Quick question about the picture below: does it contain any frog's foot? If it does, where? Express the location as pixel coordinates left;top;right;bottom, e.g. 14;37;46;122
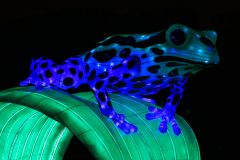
110;113;138;134
145;106;181;136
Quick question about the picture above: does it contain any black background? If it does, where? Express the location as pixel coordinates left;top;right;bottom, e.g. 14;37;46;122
0;1;238;159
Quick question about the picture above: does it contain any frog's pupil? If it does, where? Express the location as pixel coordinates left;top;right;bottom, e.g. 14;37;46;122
170;29;186;45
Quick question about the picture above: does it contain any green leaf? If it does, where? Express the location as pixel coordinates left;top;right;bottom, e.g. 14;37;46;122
0;87;200;159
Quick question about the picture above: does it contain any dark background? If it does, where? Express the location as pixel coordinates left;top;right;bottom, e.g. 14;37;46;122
0;1;238;159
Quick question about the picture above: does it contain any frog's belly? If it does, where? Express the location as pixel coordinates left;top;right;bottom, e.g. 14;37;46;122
106;77;177;96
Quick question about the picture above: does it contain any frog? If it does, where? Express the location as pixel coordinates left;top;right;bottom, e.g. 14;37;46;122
20;23;220;135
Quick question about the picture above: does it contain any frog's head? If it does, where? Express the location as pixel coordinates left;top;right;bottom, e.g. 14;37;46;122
154;23;220;77
162;23;219;65
164;24;219;64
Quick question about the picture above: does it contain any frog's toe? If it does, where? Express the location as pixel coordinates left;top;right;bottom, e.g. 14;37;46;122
145;106;163;120
171;119;181;135
124;122;138;133
159;117;181;135
159;118;168;133
112;114;138;134
115;120;138;134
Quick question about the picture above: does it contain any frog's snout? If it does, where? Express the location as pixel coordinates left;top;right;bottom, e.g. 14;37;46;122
214;54;220;65
199;30;220;65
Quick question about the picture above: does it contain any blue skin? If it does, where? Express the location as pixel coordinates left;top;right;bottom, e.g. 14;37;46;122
20;24;220;135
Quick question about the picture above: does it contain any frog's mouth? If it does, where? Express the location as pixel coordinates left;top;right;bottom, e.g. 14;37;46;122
155;56;219;67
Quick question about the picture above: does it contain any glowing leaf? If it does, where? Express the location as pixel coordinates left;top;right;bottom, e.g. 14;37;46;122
0;87;200;159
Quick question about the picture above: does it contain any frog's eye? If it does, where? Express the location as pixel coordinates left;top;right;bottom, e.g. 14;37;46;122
170;29;186;45
166;24;191;47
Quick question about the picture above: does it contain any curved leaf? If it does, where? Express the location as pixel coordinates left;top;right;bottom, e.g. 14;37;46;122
0;87;200;159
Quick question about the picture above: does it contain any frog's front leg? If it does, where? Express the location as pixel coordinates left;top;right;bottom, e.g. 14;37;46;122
146;79;187;135
90;55;141;134
92;87;138;134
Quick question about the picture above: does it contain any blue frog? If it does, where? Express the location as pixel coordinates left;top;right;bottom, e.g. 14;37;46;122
20;24;220;135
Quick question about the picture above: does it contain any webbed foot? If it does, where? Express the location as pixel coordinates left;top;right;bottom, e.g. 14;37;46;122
146;106;181;136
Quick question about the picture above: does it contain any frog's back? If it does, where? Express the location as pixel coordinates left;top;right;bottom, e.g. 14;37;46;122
81;24;219;96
